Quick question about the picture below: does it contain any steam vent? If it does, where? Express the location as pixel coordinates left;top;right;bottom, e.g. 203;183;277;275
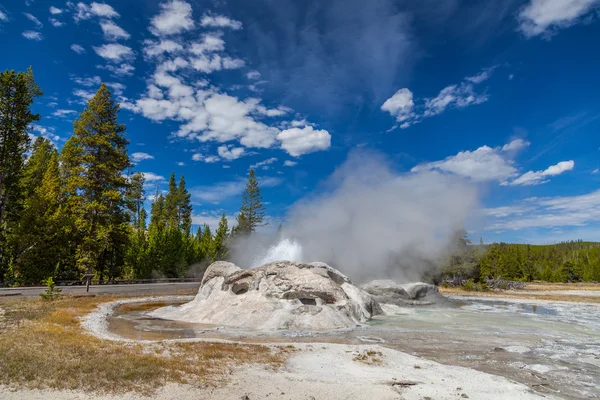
150;261;384;330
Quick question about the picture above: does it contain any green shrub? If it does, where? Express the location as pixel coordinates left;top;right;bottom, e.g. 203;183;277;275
39;277;62;300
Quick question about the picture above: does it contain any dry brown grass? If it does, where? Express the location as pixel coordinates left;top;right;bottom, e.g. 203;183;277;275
353;349;383;365
439;283;600;304
0;295;289;394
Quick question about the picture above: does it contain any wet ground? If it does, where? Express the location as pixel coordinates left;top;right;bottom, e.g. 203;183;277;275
107;297;600;399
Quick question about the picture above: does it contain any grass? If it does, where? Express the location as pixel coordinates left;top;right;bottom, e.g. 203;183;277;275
353;349;383;365
0;295;289;394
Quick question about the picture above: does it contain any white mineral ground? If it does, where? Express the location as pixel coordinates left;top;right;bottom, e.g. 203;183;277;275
2;258;589;399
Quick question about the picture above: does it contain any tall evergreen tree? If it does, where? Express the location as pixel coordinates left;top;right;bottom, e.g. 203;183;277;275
212;214;229;261
236;168;265;234
12;150;71;283
0;68;42;276
177;174;192;235
61;84;130;280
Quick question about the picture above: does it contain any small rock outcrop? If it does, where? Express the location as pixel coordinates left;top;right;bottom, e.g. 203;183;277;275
151;261;382;330
361;281;443;305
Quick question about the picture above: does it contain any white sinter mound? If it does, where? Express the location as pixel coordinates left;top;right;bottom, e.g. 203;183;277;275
150;260;382;330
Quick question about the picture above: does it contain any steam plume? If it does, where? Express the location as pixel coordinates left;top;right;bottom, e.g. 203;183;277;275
232;149;479;283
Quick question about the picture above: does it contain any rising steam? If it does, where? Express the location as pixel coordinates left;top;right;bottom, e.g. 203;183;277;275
232;149;479;283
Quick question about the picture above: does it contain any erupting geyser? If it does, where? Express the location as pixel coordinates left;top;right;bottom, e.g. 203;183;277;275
251;239;304;268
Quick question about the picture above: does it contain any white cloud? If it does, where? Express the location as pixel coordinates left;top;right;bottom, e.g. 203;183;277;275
142;172;166;183
52;109;77;118
412;142;520;183
49;18;64;27
23;12;42;27
277;125;331;157
177;161;185;166
247;70;261;80
71;44;86;54
217;145;245;160
501;138;530;152
0;10;7;22
191;153;220;163
200;14;242;30
143;39;184;58
509;74;515;80
382;68;493;129
485;189;600;230
593;168;599;174
106;82;125;95
49;6;63;14
71;75;101;87
99;63;135;77
74;2;119;22
508;160;575;186
73;88;96;103
423;83;488;117
251;157;278;170
22;31;43;41
30;124;61;143
100;20;130;40
380;88;415;124
93;43;134;62
150;0;194;36
518;0;600;38
283;160;297;167
131;152;154;163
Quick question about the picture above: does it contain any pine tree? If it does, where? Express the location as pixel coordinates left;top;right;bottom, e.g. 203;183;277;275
124;172;147;278
61;84;130;280
0;68;42;277
164;172;178;228
236;168;265;235
177;174;192;235
212;214;229;261
12;150;71;283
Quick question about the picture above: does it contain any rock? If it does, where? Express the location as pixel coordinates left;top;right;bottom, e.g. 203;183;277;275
401;282;443;301
361;280;446;305
150;261;381;330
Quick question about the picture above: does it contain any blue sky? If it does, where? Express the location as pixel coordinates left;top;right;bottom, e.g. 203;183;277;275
0;0;599;243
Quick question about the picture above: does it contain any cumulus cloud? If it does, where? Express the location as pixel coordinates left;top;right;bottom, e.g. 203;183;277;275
191;153;220;163
73;2;119;22
0;10;7;22
141;172;165;183
49;18;64;27
217;145;245;160
49;6;63;14
150;0;194;36
98;63;135;77
100;20;130;40
143;39;184;58
22;31;43;41
380;88;415;124
518;0;600;38
382;68;493;129
508;160;575;186
71;44;85;54
277;125;332;157
200;14;242;30
283;160;297;167
30;124;61;143
131;152;154;163
93;43;134;62
411;139;530;183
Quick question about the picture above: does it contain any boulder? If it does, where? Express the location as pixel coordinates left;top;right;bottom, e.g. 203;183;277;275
361;280;444;305
150;261;382;331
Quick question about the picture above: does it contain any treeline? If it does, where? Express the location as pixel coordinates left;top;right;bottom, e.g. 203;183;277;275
440;234;600;283
0;68;265;285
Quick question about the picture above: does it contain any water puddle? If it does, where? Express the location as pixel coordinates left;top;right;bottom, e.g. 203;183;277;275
106;297;600;399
